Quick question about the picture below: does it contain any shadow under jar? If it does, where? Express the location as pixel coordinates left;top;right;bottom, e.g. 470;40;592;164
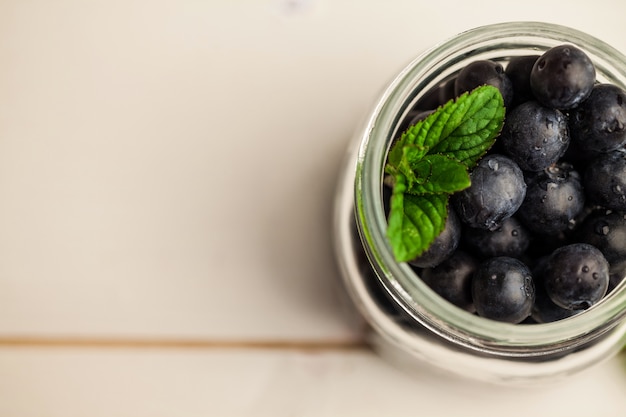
333;21;626;384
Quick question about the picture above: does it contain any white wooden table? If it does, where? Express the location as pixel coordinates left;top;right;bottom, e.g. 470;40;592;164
1;1;626;415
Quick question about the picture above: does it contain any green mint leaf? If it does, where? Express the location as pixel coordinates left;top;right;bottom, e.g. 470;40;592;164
406;154;471;195
384;85;505;263
397;85;504;168
397;144;430;188
386;137;429;173
386;140;404;174
387;179;449;262
427;85;505;168
402;144;430;168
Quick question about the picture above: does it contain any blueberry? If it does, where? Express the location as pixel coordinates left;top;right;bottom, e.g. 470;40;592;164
569;84;626;153
517;163;585;234
420;250;477;313
408;207;461;268
412;77;457;113
452;154;526;231
397;79;455;136
505;55;540;106
530;256;583;323
462;216;530;258
472;256;535;323
578;209;626;264
455;60;514;108
542;243;609;310
500;100;570;171
530;44;595;109
583;150;626;210
532;278;583;323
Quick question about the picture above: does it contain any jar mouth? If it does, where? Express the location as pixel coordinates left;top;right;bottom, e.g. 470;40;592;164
356;21;626;352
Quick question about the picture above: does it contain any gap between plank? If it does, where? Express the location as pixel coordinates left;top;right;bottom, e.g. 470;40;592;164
0;336;367;351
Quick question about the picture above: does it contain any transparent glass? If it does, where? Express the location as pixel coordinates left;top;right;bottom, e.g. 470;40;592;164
333;21;626;384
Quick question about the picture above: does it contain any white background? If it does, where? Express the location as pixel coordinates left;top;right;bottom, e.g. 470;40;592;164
1;0;626;415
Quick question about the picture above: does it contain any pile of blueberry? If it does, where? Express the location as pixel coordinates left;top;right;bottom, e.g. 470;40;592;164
393;44;626;324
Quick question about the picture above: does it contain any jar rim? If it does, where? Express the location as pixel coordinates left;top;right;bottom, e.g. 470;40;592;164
356;21;626;353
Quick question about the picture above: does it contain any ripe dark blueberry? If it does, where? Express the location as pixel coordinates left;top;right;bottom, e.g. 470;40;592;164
462;216;530;258
517;163;585;234
472;257;535;323
530;44;595;109
505;55;540;106
455;60;514;108
500;101;570;171
412;77;457;113
409;207;461;268
543;243;609;310
583;150;626;210
578;209;626;264
453;154;526;231
530;256;583;323
569;84;626;153
421;250;477;313
398;78;457;134
532;279;583;323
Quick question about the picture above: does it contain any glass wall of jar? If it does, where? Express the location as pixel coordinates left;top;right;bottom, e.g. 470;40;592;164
333;21;626;384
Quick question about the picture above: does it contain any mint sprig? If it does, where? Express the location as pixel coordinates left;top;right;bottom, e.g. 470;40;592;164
385;85;505;262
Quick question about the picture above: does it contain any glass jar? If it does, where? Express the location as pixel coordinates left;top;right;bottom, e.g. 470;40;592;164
332;21;626;384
